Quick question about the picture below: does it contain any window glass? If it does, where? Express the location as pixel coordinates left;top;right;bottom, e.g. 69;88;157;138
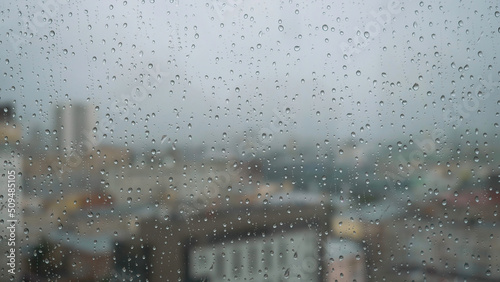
1;0;499;281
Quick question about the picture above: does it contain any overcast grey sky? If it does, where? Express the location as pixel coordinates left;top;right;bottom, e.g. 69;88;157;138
1;0;498;150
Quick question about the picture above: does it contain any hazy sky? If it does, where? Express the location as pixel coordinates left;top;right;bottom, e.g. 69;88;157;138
1;0;498;150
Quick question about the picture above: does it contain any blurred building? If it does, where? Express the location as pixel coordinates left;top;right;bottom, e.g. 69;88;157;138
54;103;96;155
344;189;500;281
135;204;333;281
325;239;366;282
0;103;21;142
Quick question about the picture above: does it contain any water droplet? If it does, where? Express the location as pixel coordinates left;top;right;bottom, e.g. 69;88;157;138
284;268;290;277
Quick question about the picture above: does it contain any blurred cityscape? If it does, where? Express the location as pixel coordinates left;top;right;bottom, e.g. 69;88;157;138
1;101;499;282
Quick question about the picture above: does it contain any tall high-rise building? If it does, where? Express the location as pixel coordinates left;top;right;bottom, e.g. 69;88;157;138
54;103;96;155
